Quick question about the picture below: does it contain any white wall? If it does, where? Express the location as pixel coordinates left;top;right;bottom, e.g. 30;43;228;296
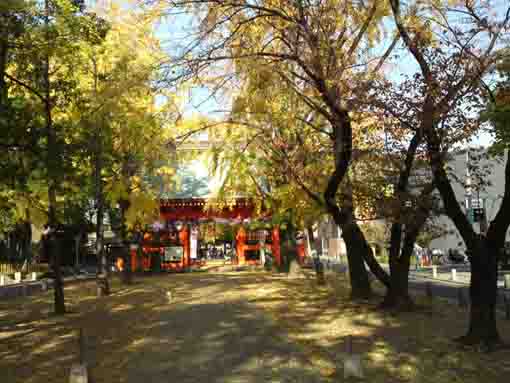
429;149;509;251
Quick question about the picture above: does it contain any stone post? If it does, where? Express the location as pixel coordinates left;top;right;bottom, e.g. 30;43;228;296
259;239;265;267
32;272;37;281
0;275;5;286
451;269;457;282
503;292;510;320
504;274;510;289
432;265;437;279
69;329;89;383
457;288;468;309
425;282;433;299
344;335;364;379
14;272;22;283
69;365;88;383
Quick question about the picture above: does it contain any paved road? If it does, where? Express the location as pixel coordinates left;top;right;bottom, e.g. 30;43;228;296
406;268;510;307
316;257;510;306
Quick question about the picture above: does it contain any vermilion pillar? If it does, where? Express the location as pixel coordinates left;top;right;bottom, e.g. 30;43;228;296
297;242;306;265
272;226;281;267
179;226;190;269
236;227;247;265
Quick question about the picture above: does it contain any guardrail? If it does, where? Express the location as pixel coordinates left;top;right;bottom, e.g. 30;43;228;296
0;274;95;299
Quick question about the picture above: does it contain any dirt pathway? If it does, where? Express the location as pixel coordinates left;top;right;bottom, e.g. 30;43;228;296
0;272;327;383
4;271;510;383
121;273;324;383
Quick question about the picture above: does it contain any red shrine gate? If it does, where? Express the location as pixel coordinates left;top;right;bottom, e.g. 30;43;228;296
129;198;282;272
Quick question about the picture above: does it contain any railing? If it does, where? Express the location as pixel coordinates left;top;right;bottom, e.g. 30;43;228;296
0;262;17;274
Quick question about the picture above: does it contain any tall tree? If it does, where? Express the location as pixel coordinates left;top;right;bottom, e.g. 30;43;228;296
389;0;510;347
5;0;113;313
159;0;398;298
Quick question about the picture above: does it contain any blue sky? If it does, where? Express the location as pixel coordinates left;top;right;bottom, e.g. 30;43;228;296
152;1;499;148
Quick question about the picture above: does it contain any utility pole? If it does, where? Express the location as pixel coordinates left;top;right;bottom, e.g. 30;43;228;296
466;150;473;224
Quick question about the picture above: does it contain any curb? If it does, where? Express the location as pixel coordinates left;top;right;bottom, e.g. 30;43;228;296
408;272;510;291
0;275;96;299
408;272;470;286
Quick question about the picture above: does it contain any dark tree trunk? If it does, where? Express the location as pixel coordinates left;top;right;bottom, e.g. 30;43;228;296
383;225;414;310
50;231;65;314
382;131;431;310
339;221;372;299
22;219;32;266
281;218;301;273
44;0;65;315
335;183;391;297
425;118;505;347
95;207;110;296
390;0;509;347
359;236;391;288
92;58;109;296
384;260;412;308
322;111;383;298
119;199;132;285
459;241;500;348
94;142;109;295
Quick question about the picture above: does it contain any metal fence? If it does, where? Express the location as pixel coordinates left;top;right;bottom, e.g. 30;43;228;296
0;262;17;274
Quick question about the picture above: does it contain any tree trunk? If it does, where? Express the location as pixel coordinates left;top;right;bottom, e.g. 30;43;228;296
360;236;391;288
339;222;372;299
338;184;391;297
281;218;300;273
424;119;506;347
382;131;429;310
74;233;81;269
119;199;132;285
383;227;414;310
21;219;32;272
44;0;65;315
458;241;501;348
50;229;65;314
383;260;413;309
321;112;381;299
327;184;374;299
95;201;109;296
95;113;110;297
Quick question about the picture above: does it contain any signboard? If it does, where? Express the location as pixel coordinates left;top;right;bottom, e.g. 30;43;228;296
164;246;183;262
474;208;485;223
190;225;198;259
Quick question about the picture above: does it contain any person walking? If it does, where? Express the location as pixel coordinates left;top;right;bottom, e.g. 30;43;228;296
415;245;422;270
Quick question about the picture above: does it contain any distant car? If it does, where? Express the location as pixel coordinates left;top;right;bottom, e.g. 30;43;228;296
448;249;468;264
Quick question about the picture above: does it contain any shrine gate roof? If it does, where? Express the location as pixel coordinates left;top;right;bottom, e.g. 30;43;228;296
160;197;263;221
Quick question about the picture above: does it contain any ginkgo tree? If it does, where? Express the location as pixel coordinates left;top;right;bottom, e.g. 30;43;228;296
1;0;113;314
70;1;179;286
1;0;180;311
155;0;399;298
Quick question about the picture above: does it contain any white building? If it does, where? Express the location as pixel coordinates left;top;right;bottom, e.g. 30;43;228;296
429;149;509;252
310;148;510;257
